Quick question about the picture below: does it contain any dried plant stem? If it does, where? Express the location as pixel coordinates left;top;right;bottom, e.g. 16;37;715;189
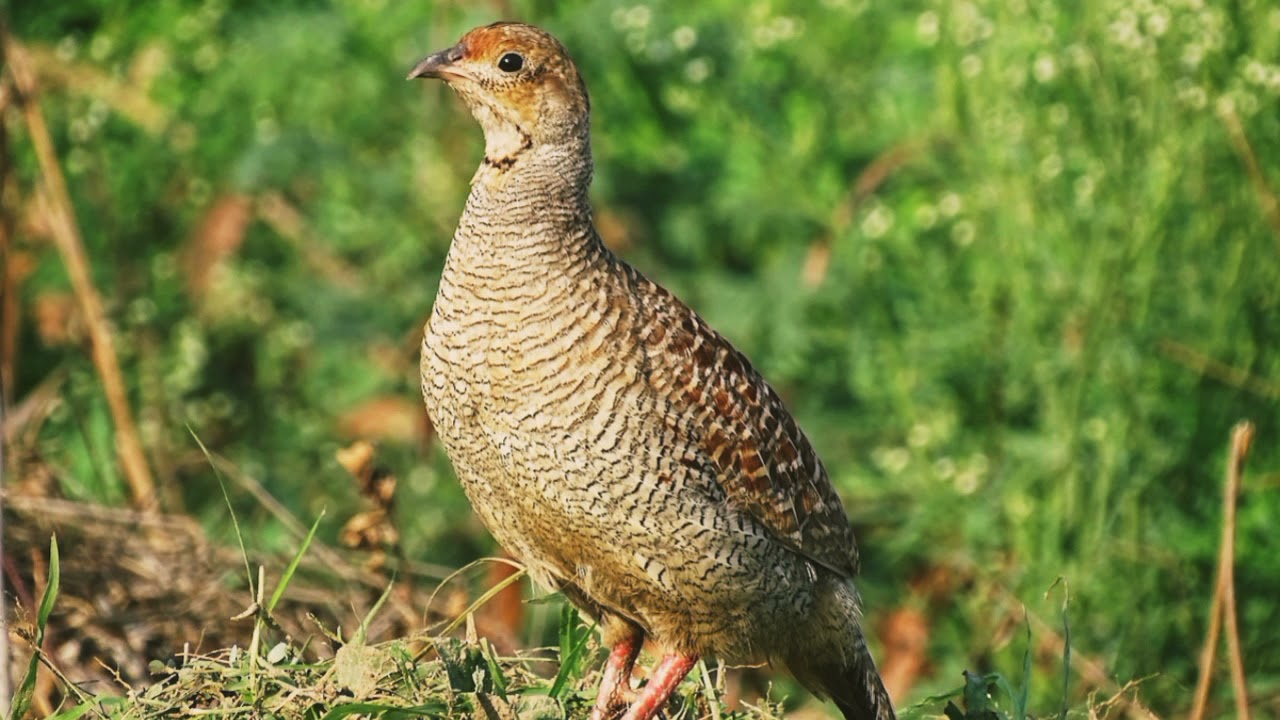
2;32;157;510
1221;423;1252;720
0;372;8;717
1158;340;1280;401
1219;102;1280;253
1;83;22;407
802;139;925;288
1190;421;1253;720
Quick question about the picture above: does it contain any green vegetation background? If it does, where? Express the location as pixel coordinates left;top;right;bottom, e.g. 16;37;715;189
6;0;1279;716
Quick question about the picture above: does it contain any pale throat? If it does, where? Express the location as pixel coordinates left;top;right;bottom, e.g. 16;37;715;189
469;103;532;169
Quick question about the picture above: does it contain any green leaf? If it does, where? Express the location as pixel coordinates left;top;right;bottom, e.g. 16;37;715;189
188;427;254;594
1018;616;1032;720
47;702;95;720
958;671;1004;720
355;577;396;645
434;636;477;693
481;638;508;698
269;508;326;612
38;536;60;627
9;536;60;720
548;605;595;700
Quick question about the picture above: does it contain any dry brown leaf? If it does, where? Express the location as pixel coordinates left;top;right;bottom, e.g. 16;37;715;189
20;193;52;239
257;192;361;289
802;240;830;289
2;250;37;398
878;607;929;704
32;292;80;346
336;440;396;503
337;395;427;444
339;509;399;550
182;193;253;299
595;206;634;252
336;440;376;484
367;338;413;377
908;563;962;599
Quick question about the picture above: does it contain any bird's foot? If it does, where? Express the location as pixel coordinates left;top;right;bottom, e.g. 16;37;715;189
618;653;698;720
590;636;643;720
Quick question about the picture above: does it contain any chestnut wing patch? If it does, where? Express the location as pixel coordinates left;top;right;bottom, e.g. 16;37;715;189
635;276;860;578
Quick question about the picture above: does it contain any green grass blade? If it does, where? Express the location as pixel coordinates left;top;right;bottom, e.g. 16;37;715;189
697;658;721;720
440;567;527;636
547;606;595;700
356;578;397;645
1018;615;1032;720
37;536;60;626
188;426;255;593
1060;593;1071;720
481;639;509;698
557;603;575;664
268;508;326;613
9;536;60;720
46;702;94;720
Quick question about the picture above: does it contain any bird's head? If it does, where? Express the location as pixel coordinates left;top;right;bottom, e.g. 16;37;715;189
408;22;590;167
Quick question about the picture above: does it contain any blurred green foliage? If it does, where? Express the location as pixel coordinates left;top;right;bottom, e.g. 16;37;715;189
6;0;1279;716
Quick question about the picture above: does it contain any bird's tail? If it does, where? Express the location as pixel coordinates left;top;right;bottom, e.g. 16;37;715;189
793;636;895;720
826;643;896;720
786;581;896;720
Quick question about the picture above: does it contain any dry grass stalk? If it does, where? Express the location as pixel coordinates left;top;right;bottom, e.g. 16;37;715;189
804;140;924;287
0;167;28;407
257;192;361;289
2;32;158;511
1219;102;1280;253
22;43;170;134
1159;340;1280;401
1190;421;1254;720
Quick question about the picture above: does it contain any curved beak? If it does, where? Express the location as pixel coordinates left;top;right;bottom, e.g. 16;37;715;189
407;43;466;81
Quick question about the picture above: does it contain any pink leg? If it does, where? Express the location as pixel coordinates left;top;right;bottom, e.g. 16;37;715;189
620;653;699;720
591;635;643;720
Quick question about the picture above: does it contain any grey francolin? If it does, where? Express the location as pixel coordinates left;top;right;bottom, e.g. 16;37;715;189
410;22;895;720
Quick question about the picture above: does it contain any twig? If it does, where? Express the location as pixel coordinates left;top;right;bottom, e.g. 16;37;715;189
0;72;14;717
21;43;169;134
248;566;265;695
1159;339;1280;401
1;78;23;407
804;139;926;287
1219;101;1280;253
256;192;361;290
2;31;157;510
1222;424;1253;720
0;352;8;718
1190;421;1254;720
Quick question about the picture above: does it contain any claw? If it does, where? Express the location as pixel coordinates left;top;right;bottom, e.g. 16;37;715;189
619;653;698;720
591;636;643;720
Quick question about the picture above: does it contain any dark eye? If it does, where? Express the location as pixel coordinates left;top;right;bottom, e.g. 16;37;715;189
498;52;524;72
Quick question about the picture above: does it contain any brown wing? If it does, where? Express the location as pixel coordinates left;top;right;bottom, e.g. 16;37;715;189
629;269;860;578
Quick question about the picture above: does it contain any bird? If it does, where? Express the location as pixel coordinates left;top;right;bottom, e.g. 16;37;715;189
409;21;896;720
